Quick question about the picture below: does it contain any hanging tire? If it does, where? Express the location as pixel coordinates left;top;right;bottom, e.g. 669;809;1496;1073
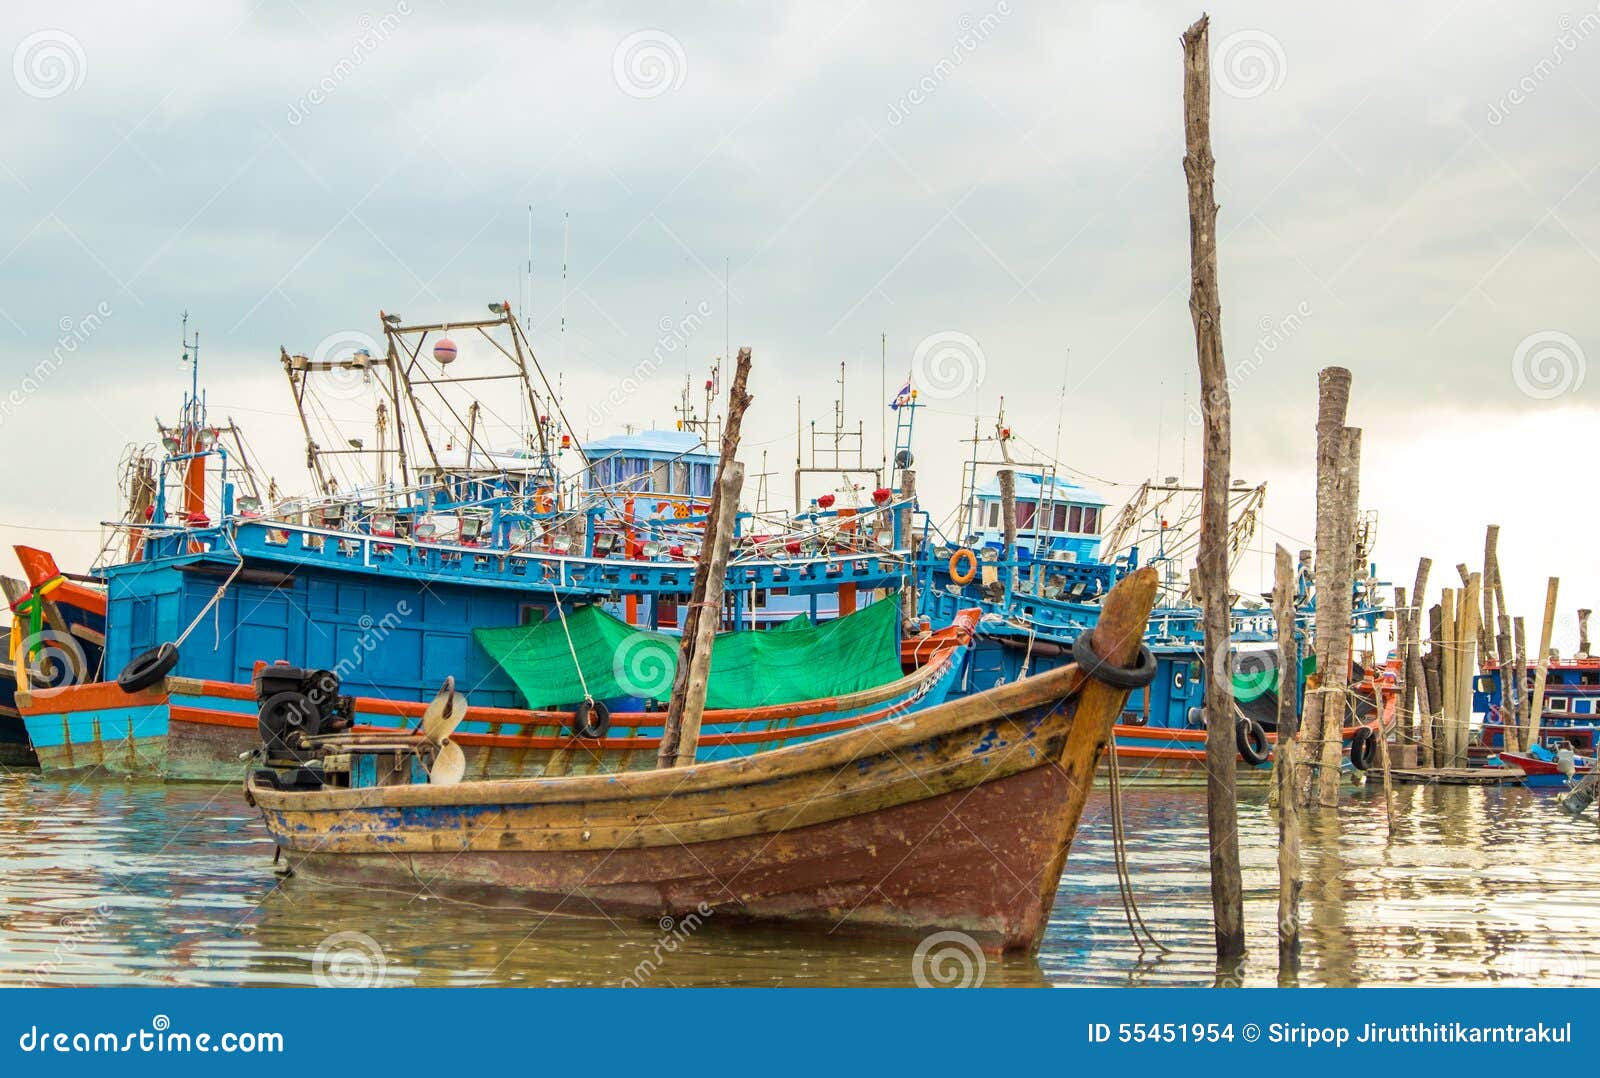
1235;716;1270;766
572;700;612;739
1349;726;1377;771
117;642;178;694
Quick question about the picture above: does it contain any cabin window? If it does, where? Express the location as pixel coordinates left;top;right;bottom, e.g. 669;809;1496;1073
1051;505;1068;532
1083;507;1100;534
672;461;689;494
519;604;547;627
693;464;712;495
1017;500;1036;528
1068;505;1083;532
987;502;1000;528
1549;697;1569;713
1576;700;1592;715
652;460;671;493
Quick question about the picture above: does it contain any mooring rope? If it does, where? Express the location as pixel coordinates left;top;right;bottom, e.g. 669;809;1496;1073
175;528;246;649
1106;739;1167;953
543;572;593;705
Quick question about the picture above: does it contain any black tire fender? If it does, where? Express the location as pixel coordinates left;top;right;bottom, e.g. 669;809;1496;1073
1236;716;1270;766
117;642;179;694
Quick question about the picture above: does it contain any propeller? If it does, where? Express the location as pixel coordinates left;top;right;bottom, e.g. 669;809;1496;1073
418;676;469;785
430;737;466;786
420;676;467;744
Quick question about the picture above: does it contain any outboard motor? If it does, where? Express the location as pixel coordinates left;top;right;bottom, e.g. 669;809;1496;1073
253;663;355;769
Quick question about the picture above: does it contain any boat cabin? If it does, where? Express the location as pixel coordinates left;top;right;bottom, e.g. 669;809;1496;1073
968;472;1108;564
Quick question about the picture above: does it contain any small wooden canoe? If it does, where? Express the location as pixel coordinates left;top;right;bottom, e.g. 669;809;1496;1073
248;568;1159;954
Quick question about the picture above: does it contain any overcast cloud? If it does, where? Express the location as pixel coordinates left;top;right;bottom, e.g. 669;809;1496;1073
1;0;1596;647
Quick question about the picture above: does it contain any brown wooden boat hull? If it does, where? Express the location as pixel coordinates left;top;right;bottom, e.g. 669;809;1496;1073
251;568;1161;954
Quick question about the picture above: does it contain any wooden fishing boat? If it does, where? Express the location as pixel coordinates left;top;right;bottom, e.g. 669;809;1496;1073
247;568;1160;954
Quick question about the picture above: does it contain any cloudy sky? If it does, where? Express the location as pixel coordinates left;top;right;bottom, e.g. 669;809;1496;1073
1;0;1596;649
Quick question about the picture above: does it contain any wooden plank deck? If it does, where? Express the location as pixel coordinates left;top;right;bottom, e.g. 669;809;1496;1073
1389;767;1526;786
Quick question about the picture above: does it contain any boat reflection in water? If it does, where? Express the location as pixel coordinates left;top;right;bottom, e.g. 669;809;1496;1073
1;768;1595;987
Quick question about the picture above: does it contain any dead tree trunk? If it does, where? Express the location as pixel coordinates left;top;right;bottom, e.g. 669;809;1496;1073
1180;12;1244;960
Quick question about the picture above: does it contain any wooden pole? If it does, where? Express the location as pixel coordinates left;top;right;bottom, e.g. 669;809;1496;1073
1525;577;1560;752
1513;615;1528;752
1578;608;1592;658
1273;544;1302;970
1316;426;1361;805
1439;589;1456;767
1180;13;1244;959
1300;368;1352;804
899;468;918;629
1480;525;1500;663
1403;557;1432;750
666;461;745;766
1454;574;1481;769
1424;602;1444;768
658;348;753;767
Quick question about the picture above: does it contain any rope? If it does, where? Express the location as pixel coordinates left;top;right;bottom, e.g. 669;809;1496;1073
1106;740;1167;953
543;572;592;705
175;528;245;648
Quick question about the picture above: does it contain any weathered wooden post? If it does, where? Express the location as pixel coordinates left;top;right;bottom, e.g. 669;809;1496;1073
1525;578;1560;752
1404;557;1432;754
1578;608;1592;658
1180;12;1244;959
1424;602;1445;767
1439;589;1456;766
1300;367;1352;805
1315;425;1361;804
1454;574;1482;769
1273;544;1302;971
658;349;753;768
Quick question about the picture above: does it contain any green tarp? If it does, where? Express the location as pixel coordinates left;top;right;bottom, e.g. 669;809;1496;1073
1232;653;1316;703
474;595;904;710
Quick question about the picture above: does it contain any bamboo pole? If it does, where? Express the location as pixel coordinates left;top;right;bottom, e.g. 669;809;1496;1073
658;349;753;767
1513;615;1528;751
1480;526;1500;663
1404;557;1432;750
1525;577;1560;752
1180;13;1244;959
1272;544;1301;970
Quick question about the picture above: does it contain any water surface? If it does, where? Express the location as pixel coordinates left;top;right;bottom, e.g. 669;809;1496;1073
0;772;1594;987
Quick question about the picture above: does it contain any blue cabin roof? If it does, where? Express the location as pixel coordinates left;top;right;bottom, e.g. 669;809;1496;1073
586;429;713;461
975;472;1108;506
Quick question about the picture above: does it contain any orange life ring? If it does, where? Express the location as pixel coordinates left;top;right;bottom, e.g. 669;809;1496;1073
535;491;553;514
949;548;979;585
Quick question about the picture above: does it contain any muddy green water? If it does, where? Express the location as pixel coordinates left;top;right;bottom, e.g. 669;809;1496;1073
0;772;1594;987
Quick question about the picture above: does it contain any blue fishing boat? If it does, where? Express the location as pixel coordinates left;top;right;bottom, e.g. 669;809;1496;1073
13;311;926;780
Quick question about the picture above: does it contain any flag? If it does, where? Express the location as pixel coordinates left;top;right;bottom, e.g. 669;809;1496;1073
889;376;913;410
